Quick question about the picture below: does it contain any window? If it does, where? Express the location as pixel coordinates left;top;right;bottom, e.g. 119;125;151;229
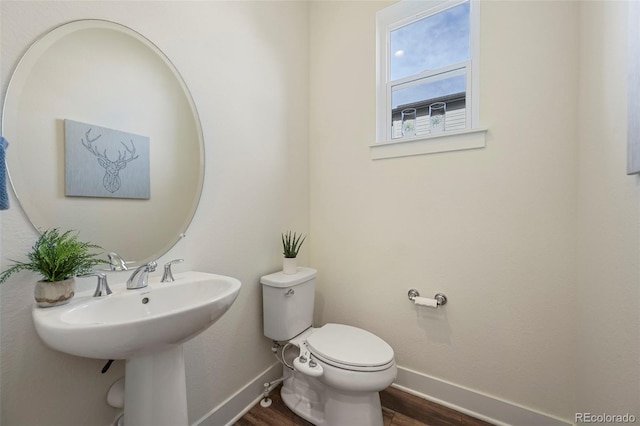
374;0;484;159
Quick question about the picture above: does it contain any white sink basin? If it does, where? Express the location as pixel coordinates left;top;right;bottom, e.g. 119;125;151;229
33;271;241;359
32;271;241;426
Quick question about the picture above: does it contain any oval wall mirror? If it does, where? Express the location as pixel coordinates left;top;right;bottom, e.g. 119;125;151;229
2;20;204;266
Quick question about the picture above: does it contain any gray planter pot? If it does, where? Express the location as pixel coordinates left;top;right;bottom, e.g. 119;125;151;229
34;278;75;308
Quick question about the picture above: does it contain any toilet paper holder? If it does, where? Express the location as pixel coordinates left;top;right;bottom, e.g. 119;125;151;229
408;289;447;307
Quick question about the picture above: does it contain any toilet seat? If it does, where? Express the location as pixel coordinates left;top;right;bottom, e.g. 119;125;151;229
305;323;395;372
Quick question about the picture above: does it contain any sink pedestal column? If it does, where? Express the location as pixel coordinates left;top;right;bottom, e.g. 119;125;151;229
124;345;188;426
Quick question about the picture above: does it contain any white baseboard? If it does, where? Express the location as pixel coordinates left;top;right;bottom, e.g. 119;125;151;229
394;366;572;426
193;363;571;426
192;362;282;426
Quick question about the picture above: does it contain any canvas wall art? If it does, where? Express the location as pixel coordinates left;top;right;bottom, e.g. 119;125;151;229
65;119;150;199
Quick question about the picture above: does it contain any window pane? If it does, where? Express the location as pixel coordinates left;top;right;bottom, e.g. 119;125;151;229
391;73;467;139
390;2;470;81
392;73;466;109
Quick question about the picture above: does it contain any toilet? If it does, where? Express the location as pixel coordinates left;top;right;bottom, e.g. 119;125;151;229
261;267;397;426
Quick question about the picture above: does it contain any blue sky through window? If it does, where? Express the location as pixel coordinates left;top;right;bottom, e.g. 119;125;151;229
390;2;470;82
389;1;470;109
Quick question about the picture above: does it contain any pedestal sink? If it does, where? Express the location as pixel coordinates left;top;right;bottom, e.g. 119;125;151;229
32;271;241;426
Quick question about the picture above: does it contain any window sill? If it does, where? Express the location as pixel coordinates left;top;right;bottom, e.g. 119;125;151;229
370;127;487;160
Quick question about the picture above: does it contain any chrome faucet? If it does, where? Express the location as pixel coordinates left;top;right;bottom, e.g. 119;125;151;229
126;261;157;290
108;252;129;271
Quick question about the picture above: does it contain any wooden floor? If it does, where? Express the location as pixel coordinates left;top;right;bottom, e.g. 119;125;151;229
234;385;494;426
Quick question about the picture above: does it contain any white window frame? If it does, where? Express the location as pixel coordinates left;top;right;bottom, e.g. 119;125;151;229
373;0;486;160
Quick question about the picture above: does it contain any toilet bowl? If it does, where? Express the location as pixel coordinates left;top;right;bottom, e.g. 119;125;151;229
284;324;397;425
261;268;397;426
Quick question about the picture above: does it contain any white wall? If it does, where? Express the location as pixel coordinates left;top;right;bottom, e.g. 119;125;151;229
309;0;579;421
2;1;639;425
0;2;309;425
576;0;640;417
309;0;640;422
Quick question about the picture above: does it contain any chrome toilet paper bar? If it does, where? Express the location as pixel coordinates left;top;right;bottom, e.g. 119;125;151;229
407;289;447;307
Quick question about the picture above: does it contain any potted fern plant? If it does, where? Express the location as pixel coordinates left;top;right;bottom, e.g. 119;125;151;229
281;231;306;275
0;228;106;307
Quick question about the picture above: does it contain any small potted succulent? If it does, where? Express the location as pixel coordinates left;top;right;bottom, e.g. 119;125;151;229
0;228;106;307
281;231;306;275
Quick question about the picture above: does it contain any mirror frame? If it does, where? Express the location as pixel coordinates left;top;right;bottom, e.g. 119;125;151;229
1;19;205;266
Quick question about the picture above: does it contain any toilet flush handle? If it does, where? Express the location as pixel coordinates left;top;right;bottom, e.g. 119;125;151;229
285;289;295;297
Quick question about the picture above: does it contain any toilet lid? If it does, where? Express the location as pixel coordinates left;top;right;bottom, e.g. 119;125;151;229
306;323;394;369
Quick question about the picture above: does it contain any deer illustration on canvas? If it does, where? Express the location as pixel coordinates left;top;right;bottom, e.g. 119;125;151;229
81;128;139;193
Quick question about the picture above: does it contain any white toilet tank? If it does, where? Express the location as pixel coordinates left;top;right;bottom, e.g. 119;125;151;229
261;267;317;341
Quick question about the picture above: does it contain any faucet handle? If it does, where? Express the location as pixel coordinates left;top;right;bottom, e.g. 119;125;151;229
161;259;184;283
81;272;112;297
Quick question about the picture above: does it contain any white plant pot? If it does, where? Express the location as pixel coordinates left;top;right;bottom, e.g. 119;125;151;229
283;258;298;275
34;278;75;308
